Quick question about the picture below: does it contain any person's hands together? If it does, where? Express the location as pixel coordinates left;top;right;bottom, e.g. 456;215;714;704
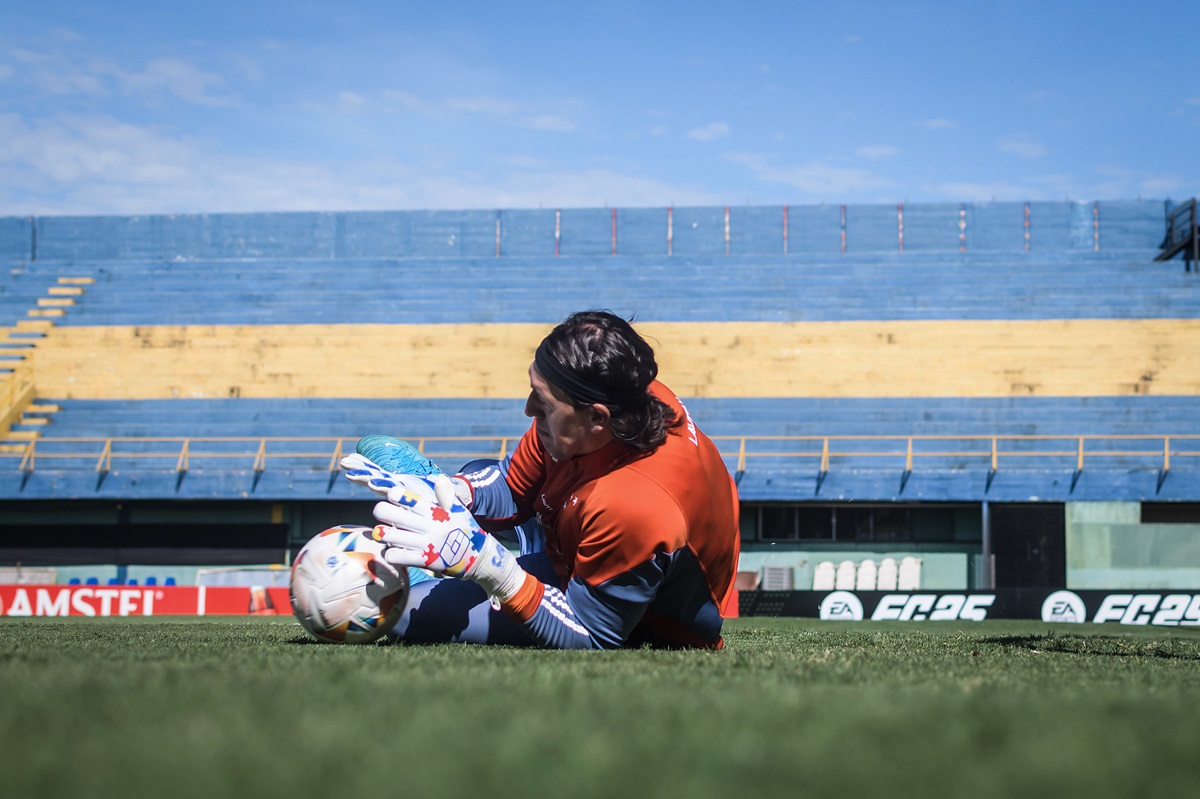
369;475;525;606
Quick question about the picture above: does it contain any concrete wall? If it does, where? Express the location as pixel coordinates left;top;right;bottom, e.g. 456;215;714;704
1067;502;1200;588
1;200;1169;263
736;546;970;590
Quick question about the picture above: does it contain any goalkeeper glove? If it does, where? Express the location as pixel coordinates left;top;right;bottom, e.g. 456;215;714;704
369;476;526;607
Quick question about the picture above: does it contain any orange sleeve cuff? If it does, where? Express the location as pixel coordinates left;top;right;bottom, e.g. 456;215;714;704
500;571;544;622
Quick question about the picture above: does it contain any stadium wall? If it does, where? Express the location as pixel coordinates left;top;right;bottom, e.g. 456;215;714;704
2;200;1197;594
25;319;1200;400
0;200;1172;261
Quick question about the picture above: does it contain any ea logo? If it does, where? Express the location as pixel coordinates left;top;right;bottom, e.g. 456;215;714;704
820;590;864;621
1042;590;1086;623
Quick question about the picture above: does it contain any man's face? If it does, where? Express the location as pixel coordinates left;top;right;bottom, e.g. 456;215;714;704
525;363;603;461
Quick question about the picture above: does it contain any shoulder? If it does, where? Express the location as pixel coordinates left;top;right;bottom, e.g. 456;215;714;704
577;461;688;547
572;470;687;582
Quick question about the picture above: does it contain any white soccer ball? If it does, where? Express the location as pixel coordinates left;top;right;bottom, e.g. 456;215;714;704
289;525;409;644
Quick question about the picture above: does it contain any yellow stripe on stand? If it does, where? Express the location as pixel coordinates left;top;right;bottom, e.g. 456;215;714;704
29;319;1200;400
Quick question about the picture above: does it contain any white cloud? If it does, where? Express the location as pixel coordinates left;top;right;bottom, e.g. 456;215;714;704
446;96;522;116
114;58;235;107
0;111;710;215
8;46;108;96
1136;175;1186;195
468;167;718;209
920;118;958;130
524;115;575;132
726;152;891;197
0;64;13;81
0;112;193;186
931;181;1037;202
351;90;576;132
687;122;730;142
1091;164;1186;199
336;91;367;110
2;40;236;107
506;154;549;169
856;145;899;160
380;90;438;115
844;35;861;45
998;135;1047;159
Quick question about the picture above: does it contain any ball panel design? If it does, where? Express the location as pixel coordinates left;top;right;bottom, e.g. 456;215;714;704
289;525;409;644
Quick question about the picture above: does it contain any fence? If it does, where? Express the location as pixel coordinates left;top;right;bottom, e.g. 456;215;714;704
3;433;1196;477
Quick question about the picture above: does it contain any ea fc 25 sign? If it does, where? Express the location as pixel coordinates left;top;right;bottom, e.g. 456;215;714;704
776;589;1200;626
1040;590;1200;626
819;591;996;622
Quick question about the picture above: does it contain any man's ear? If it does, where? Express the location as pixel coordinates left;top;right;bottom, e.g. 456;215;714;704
588;403;612;434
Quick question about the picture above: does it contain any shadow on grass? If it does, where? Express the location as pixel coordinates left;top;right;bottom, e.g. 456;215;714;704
979;633;1200;660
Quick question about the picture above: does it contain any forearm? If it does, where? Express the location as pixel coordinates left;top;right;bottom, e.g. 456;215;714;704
457;460;523;528
499;569;658;650
499;575;607;650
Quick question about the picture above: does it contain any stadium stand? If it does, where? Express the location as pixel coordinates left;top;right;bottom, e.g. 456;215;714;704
855;559;878;591
1;200;1197;592
877;558;899;591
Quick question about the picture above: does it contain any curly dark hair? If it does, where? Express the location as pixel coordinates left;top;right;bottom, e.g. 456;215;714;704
538;310;677;452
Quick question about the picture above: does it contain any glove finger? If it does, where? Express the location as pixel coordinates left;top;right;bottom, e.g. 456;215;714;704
384;481;444;513
342;467;375;483
430;473;462;511
365;475;402;495
340;453;379;473
371;522;436;552
380;545;432;571
343;453;425;500
373;499;445;536
342;470;396;498
341;456;384;485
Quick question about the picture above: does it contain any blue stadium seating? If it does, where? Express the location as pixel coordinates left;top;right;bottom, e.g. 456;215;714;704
6;250;1196;327
2;201;1197;505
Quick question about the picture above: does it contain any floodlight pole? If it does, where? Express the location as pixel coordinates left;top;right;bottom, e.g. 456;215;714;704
980;501;995;590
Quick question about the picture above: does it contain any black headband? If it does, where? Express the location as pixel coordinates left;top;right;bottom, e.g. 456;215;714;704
534;341;647;409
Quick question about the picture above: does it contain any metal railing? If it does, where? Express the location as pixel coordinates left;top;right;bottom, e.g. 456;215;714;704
2;433;1197;476
1157;197;1199;267
0;358;36;430
5;435;524;475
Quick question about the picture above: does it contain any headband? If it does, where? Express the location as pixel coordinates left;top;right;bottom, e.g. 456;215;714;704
534;341;647;409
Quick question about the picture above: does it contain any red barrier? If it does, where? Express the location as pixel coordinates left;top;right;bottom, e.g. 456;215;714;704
0;585;292;617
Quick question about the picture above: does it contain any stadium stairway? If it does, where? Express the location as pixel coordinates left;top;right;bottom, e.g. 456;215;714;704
0;273;93;444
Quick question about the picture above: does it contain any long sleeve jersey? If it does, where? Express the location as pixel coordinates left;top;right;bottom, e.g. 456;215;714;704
470;382;740;649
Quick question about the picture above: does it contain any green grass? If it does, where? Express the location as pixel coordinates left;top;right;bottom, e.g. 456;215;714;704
3;617;1200;799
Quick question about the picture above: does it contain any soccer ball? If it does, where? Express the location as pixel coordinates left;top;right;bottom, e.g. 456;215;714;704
289;525;409;644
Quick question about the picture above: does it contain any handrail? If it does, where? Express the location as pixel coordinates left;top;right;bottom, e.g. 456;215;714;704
1158;198;1198;266
1;433;1197;475
0;357;36;432
1164;198;1197;247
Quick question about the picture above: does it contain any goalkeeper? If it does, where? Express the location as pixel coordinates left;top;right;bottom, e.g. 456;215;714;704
342;311;740;649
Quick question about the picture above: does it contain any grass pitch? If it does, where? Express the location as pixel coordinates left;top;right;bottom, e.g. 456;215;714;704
2;617;1199;799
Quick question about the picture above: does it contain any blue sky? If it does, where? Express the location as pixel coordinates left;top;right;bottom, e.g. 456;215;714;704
1;1;1198;216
